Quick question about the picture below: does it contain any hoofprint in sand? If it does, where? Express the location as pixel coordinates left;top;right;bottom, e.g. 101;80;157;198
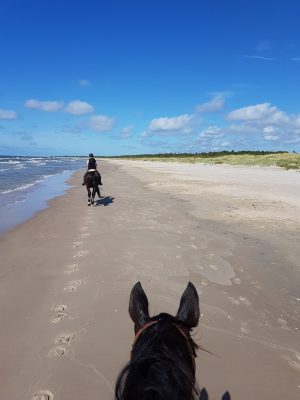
0;161;299;400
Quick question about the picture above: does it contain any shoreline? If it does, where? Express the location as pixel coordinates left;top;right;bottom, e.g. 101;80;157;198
1;160;299;400
0;168;83;236
2;159;299;237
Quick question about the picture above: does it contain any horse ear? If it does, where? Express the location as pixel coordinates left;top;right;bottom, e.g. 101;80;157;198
176;282;200;328
129;282;150;333
199;388;209;400
221;392;231;400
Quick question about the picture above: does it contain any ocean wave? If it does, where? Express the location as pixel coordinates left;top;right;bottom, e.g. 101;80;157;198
8;160;22;164
27;160;47;166
0;160;26;168
47;159;63;163
0;160;20;164
0;175;52;194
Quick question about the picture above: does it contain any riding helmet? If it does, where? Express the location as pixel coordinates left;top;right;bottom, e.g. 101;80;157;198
89;153;94;157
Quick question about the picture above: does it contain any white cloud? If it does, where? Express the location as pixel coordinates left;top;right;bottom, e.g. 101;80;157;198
220;141;231;147
140;131;149;138
25;99;64;112
294;117;300;128
224;102;300;146
286;136;300;144
264;135;279;141
227;103;289;125
0;108;17;119
138;100;300;150
87;115;116;132
120;125;133;138
140;99;300;150
228;124;259;134
79;79;91;86
65;100;94;115
263;125;276;133
196;95;224;113
149;114;193;132
199;126;224;138
244;55;277;61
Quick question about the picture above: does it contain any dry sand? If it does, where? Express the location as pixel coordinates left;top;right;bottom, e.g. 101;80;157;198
0;160;299;400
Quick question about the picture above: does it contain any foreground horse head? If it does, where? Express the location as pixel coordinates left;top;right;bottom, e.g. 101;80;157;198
84;171;100;206
115;282;230;400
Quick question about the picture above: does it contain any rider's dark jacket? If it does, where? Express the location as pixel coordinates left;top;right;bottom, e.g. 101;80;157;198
88;157;97;170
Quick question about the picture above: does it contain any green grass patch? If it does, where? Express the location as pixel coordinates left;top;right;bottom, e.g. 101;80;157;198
106;151;300;170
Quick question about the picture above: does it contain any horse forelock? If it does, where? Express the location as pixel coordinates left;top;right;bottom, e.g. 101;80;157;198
115;313;199;400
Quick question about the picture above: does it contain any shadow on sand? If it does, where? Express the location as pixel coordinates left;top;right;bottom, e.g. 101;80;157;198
94;196;115;206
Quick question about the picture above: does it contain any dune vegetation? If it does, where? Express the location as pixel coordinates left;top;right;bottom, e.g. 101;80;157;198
107;151;300;170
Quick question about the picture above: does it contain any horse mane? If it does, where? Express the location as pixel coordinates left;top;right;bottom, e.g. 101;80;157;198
115;313;199;400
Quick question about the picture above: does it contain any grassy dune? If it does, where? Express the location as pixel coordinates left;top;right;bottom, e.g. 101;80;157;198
109;152;300;170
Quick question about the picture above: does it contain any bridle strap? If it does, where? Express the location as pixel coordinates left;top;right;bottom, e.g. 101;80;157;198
174;324;189;341
174;324;196;370
132;320;158;352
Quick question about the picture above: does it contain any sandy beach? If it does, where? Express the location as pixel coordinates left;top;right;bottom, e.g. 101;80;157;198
0;159;299;400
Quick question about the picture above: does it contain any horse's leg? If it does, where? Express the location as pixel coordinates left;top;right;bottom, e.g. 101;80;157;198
87;186;92;205
94;186;97;202
96;186;100;198
90;174;98;205
91;186;96;205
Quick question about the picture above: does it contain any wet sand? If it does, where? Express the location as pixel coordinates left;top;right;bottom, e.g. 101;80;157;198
0;160;299;400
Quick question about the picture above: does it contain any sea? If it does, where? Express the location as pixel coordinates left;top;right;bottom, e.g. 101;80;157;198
0;156;85;234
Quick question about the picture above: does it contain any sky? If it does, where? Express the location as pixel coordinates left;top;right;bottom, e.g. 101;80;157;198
1;0;300;156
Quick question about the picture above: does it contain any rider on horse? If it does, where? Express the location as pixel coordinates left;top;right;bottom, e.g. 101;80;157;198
82;153;102;186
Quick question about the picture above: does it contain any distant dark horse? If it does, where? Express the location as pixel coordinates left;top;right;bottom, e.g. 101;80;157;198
83;171;100;206
115;282;230;400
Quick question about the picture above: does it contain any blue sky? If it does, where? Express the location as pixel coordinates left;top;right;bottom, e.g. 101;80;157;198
1;0;300;156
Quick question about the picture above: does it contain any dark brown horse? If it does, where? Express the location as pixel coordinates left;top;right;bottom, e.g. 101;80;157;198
83;171;100;206
115;282;230;400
